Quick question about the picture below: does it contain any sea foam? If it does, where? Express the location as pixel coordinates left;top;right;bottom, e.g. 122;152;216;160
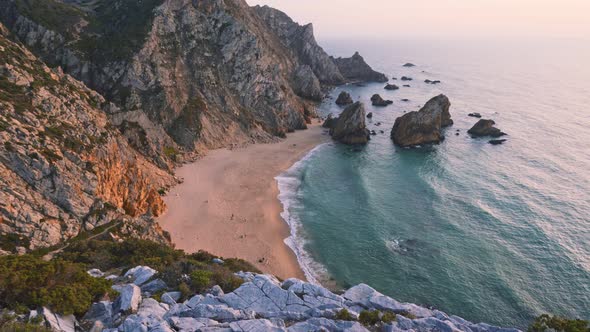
275;143;330;285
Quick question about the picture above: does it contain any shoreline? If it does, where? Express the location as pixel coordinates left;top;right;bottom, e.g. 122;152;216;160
157;122;330;280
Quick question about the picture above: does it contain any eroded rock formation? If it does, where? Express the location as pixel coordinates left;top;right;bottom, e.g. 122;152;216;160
330;102;370;144
332;52;388;83
390;94;453;147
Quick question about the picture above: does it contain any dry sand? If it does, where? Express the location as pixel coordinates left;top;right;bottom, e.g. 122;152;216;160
158;122;329;280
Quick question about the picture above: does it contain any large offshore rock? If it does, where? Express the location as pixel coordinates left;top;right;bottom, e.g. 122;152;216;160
390;94;453;147
468;119;507;138
330;102;370;145
371;94;393;107
332;52;388;83
336;91;354;106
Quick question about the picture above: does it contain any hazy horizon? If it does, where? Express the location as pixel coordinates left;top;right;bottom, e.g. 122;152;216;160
247;0;590;41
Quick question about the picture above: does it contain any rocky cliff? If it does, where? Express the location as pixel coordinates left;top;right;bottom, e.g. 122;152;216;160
0;0;386;159
0;25;175;251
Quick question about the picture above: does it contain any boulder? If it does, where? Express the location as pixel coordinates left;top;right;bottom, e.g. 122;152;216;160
161;292;182;305
468;113;482;118
41;307;78;332
82;301;114;329
401;99;410;102
467;119;506;138
401;76;413;81
403;63;416;67
167;317;219;331
330;102;371;145
113;284;142;314
366;112;373;119
390;94;453;147
229;319;285;331
292;65;323;101
288;318;368;332
403;84;411;87
335;91;354;106
124;266;157;286
87;269;105;278
371;94;393;107
322;114;339;129
385;84;399;90
140;279;167;294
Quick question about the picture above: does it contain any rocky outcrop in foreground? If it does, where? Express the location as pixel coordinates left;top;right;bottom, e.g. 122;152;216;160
32;265;521;332
329;102;370;145
390;95;453;147
468;119;507;138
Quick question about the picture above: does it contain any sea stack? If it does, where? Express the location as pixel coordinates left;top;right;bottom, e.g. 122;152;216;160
335;91;354;106
390;94;453;147
371;94;393;106
468;119;506;137
330;102;370;144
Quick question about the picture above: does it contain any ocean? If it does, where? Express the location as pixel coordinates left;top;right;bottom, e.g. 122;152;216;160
276;37;590;328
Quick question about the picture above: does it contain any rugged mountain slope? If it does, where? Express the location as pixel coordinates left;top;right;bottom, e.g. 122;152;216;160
0;25;175;251
0;0;387;157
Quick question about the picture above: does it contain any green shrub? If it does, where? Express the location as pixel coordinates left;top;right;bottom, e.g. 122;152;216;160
359;310;381;326
528;314;589;332
190;270;213;293
163;146;178;159
382;311;397;324
400;311;417;319
178;282;192;302
335;308;354;321
0;255;113;315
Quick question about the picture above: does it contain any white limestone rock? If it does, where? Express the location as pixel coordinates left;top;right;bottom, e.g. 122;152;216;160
124;266;158;286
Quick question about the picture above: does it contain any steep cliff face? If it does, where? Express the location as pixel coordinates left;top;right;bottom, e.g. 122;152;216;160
0;0;387;156
0;26;175;250
0;0;317;155
252;5;345;86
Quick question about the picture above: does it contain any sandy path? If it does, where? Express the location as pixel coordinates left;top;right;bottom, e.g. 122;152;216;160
158;122;329;280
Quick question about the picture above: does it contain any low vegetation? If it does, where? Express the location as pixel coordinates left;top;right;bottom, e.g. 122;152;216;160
528;314;589;332
0;255;113;316
59;237;259;301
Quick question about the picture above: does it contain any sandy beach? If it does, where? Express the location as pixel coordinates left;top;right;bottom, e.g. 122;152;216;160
158;122;329;280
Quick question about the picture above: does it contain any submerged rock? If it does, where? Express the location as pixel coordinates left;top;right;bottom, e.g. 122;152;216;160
403;63;416;67
468;112;482;118
468;119;506;138
489;139;507;145
336;91;354;106
367;112;373;119
401;76;413;81
390;94;453;147
330;102;370;144
385;84;399;90
371;94;393;107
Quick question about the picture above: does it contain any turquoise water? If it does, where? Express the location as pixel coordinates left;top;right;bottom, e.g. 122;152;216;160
277;38;590;328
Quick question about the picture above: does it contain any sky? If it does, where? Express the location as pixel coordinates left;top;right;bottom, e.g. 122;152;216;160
246;0;590;40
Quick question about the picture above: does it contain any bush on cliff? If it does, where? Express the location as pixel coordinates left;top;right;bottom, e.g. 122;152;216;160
528;314;589;332
59;238;259;297
0;255;113;316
